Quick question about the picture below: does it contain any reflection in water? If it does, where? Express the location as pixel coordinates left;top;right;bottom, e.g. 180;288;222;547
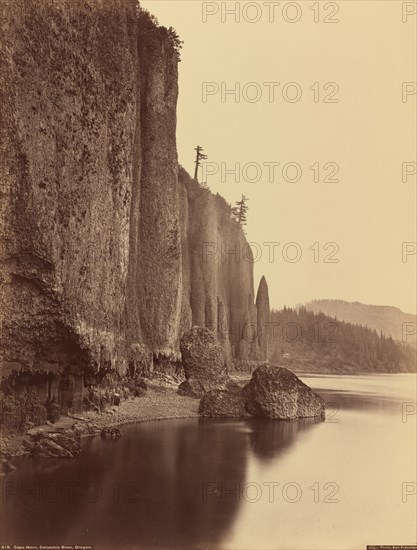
2;374;416;550
318;388;405;415
246;417;321;462
2;420;250;549
1;417;318;549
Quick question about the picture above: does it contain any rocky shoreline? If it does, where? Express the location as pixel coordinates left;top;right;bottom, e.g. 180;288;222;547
0;366;325;473
1;327;326;473
1;378;200;470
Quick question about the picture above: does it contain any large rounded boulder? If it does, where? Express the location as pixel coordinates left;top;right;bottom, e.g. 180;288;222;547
179;327;228;398
243;365;325;420
199;382;248;418
177;379;205;399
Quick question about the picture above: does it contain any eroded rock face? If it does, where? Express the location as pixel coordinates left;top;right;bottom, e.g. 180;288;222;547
177;379;205;399
1;0;142;420
0;0;270;426
1;0;140;374
0;387;47;433
127;12;182;356
180;169;267;366
256;276;270;361
179;327;228;396
199;383;248;418
243;365;325;420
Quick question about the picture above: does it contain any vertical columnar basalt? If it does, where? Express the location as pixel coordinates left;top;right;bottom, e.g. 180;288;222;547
0;0;269;427
256;276;271;361
1;0;140;416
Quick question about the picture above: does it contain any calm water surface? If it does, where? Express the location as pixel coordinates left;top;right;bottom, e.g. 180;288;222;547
1;374;416;550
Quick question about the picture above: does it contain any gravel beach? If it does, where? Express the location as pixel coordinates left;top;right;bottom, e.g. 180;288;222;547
0;373;253;463
0;382;200;461
79;385;200;432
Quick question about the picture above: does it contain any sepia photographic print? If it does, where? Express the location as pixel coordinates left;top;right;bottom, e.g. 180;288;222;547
0;1;416;549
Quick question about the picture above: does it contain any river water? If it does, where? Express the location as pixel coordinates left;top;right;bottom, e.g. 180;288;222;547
1;374;416;550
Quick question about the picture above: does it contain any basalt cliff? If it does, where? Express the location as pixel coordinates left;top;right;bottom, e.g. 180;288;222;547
0;0;270;422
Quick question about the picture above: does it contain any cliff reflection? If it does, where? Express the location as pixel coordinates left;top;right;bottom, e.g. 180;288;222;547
2;419;248;549
2;416;322;549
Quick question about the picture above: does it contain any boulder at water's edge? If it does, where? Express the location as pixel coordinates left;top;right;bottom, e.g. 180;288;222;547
243;365;325;420
179;327;228;397
199;382;248;417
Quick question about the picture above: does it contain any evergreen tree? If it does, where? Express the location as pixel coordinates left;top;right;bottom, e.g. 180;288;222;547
231;195;249;226
194;145;208;183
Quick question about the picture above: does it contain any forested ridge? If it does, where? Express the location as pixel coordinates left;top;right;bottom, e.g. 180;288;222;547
269;307;416;373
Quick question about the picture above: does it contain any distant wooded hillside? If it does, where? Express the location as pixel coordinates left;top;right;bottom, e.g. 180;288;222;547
269;306;416;373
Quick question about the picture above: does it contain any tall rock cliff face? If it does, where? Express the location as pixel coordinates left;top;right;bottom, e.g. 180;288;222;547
1;0;140;393
125;10;182;365
179;168;265;364
0;0;269;418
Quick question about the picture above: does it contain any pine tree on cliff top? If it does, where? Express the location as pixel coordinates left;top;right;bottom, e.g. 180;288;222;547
194;145;208;184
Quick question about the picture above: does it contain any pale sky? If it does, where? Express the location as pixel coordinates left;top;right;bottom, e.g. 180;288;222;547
141;0;417;314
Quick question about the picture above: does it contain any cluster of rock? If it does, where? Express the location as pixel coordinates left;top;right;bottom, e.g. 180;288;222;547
85;376;147;412
0;458;17;476
199;366;325;420
23;428;82;458
100;427;122;439
179;328;325;420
